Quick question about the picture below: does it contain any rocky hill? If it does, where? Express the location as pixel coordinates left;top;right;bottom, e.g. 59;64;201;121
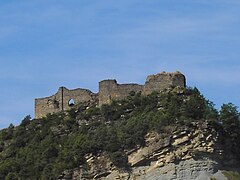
59;122;240;180
0;87;239;180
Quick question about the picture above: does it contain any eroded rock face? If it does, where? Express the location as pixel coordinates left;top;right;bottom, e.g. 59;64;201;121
131;159;218;180
128;132;171;167
58;153;118;180
58;122;238;180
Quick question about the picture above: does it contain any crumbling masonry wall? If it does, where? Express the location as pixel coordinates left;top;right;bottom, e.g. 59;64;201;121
98;80;143;106
35;71;186;118
35;87;96;119
143;71;186;95
98;71;186;105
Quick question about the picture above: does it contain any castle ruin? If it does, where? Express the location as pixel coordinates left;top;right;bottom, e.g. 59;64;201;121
35;71;186;118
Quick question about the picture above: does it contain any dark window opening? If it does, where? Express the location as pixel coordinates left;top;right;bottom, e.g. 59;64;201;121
47;99;52;105
53;99;60;109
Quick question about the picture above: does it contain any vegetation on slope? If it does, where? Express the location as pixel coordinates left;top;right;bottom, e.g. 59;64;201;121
0;87;239;179
222;171;240;180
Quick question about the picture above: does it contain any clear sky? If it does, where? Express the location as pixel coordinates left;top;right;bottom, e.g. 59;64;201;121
0;0;239;129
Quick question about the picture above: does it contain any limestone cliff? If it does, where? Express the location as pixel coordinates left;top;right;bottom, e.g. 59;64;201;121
58;122;239;180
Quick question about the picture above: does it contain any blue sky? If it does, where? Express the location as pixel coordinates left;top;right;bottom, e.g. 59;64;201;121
0;0;239;129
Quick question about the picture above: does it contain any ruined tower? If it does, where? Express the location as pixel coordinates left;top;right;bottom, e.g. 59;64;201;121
98;80;143;106
35;71;186;118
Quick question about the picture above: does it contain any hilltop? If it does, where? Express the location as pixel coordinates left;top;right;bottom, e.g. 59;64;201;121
0;78;240;179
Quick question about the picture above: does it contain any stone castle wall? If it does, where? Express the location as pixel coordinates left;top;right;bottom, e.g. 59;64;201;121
98;80;143;106
143;71;186;95
35;87;96;119
35;71;186;118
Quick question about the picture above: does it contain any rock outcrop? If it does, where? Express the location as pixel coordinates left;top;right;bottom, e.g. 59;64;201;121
58;122;239;180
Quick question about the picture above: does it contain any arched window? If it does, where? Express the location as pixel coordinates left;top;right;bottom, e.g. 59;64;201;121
68;99;75;107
